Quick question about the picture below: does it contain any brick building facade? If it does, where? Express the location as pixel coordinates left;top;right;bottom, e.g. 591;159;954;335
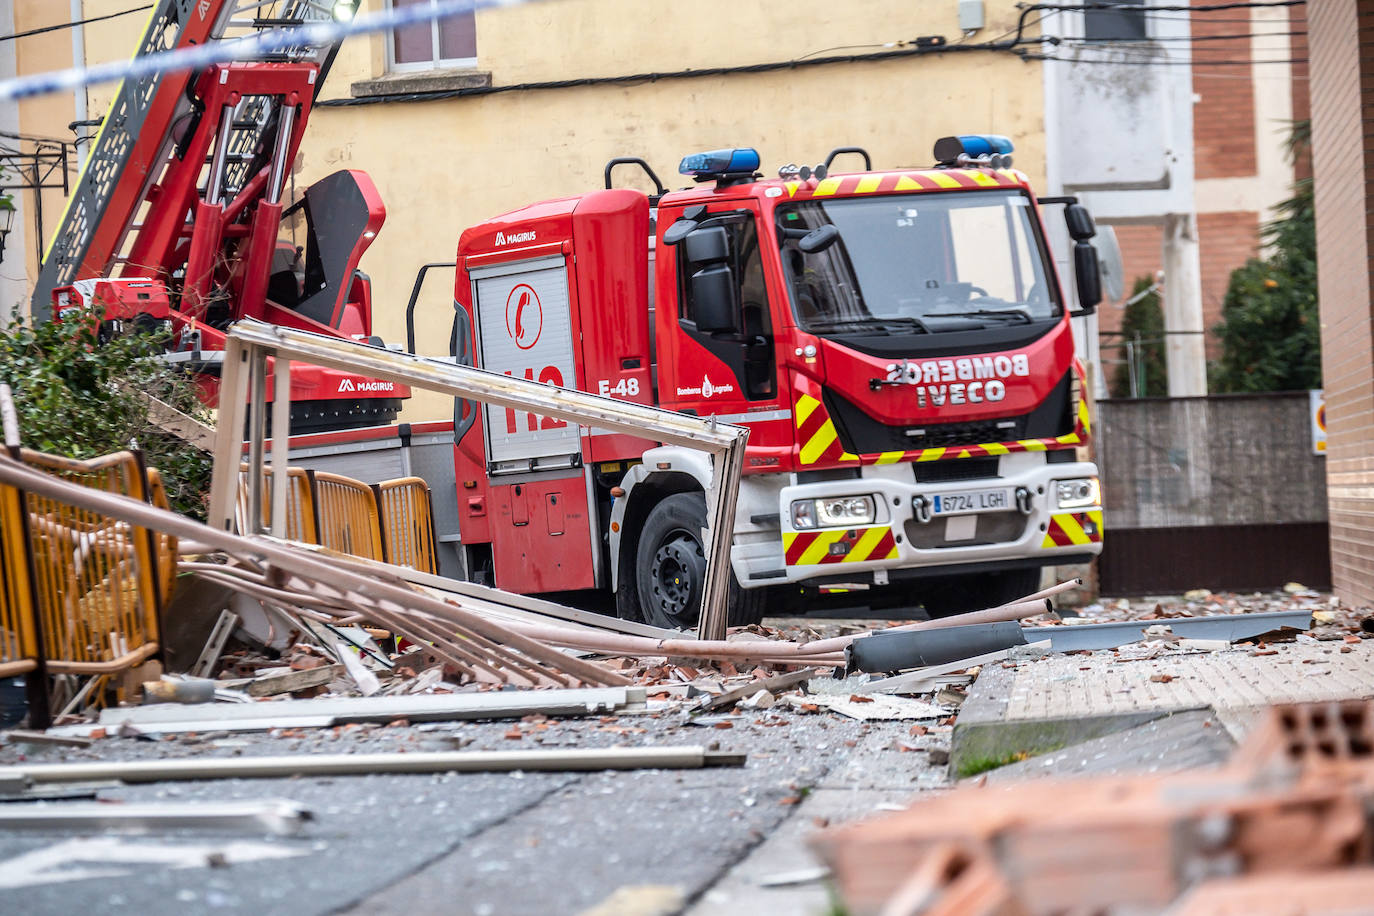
1310;0;1374;605
1097;3;1308;385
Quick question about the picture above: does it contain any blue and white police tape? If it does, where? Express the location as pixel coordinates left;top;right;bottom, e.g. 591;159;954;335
0;0;540;102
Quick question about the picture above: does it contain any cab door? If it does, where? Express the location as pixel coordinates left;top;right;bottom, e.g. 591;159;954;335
655;204;794;454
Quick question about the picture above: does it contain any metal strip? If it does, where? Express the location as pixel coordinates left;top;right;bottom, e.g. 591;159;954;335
1020;610;1313;653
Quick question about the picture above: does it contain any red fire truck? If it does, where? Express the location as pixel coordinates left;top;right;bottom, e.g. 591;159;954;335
443;141;1105;627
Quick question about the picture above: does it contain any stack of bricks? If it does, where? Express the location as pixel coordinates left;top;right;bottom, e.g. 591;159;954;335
811;700;1374;915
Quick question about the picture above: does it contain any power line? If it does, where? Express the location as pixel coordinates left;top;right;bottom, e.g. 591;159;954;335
0;5;152;43
1070;1;1302;11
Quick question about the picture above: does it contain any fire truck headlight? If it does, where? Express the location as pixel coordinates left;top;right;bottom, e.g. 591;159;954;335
816;495;876;527
1054;478;1101;509
790;500;818;529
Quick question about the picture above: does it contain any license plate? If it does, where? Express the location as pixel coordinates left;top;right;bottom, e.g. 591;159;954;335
932;488;1011;516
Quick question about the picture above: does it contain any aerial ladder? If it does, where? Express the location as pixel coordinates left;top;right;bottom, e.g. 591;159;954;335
33;0;407;432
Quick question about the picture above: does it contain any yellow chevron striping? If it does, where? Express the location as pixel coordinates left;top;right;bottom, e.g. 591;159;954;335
786;181;800;198
1086;509;1104;533
855;175;882;194
965;170;1001;187
800;420;838;465
983;443;1010;455
1020;440;1047;452
813;177;843;196
876;451;904;465
782;532;798;552
926;172;963;189
1078;398;1091;433
917;448;946;462
895;175;922;191
798;531;840;565
1056;512;1089;545
1056;432;1081;445
795;394;820;427
843;526;888;563
839;451;860;461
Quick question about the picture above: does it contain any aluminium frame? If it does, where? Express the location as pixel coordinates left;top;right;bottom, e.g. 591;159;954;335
208;320;750;640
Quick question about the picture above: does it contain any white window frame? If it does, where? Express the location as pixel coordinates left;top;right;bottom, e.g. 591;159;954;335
385;0;477;72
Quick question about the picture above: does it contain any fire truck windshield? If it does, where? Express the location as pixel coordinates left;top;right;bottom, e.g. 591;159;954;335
776;189;1061;336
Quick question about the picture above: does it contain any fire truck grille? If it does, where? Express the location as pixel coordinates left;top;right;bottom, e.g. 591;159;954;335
904;512;1030;549
912;457;1000;483
901;419;1023;451
821;371;1074;456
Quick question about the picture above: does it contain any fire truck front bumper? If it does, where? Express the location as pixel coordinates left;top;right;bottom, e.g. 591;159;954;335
756;460;1102;587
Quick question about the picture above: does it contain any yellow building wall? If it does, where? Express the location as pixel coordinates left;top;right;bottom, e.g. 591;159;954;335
303;0;1045;410
9;1;81;288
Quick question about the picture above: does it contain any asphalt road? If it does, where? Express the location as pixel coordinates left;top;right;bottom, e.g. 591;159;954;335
0;705;948;915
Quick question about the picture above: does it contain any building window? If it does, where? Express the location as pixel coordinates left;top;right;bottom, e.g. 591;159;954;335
1083;0;1147;42
389;0;476;71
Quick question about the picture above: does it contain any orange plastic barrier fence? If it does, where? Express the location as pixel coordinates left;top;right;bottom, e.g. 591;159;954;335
0;454;41;680
311;470;385;563
235;464;317;542
374;477;439;575
17;450;162;676
234;465;438;573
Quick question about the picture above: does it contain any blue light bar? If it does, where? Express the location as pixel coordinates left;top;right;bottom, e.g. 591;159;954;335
933;134;1015;164
959;135;1013;156
679;148;761;178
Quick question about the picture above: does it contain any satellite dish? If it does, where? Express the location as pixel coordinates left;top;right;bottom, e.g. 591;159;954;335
1095;225;1125;303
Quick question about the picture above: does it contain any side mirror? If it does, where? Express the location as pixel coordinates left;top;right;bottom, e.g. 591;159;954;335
799;224;840;254
1065;204;1096;241
683;226;729;263
1073;241;1101;314
663;218;698;246
691;265;738;333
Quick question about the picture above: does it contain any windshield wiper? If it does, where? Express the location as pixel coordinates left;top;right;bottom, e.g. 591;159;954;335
921;308;1033;325
808;316;928;334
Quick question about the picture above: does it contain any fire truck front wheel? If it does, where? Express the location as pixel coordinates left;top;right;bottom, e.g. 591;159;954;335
635;493;765;630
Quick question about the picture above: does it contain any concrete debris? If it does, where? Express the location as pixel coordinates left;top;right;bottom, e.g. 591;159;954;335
780;693;948;722
575;884;685;916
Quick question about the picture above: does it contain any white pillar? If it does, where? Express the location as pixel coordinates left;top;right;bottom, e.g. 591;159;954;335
1162;212;1207;396
0;1;29;322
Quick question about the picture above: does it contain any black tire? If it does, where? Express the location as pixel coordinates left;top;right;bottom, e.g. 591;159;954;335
634;493;765;629
918;567;1042;618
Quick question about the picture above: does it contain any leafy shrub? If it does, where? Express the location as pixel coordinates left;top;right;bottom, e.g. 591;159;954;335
1211;122;1319;393
0;308;213;518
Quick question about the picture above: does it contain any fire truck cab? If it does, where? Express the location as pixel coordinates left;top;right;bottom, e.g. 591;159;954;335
450;138;1104;628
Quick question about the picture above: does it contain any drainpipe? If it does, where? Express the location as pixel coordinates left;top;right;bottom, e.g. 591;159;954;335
70;0;88;168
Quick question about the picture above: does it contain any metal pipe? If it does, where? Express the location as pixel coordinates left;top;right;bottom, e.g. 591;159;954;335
246;349;268;535
0;746;742;785
270;355;290;538
205;105;237;206
265;104;296;205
